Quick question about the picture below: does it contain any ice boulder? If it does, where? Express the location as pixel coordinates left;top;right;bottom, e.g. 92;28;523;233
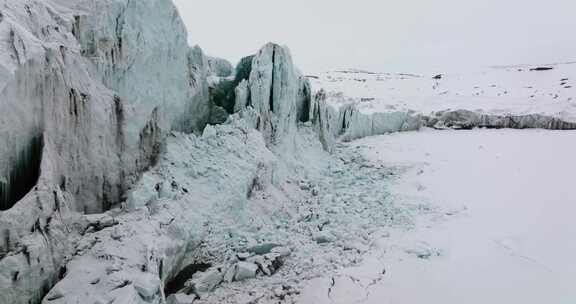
208;56;234;78
233;262;259;281
248;43;302;146
187;267;224;294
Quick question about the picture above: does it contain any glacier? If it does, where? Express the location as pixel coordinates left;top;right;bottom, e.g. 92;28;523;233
0;0;575;303
0;0;218;302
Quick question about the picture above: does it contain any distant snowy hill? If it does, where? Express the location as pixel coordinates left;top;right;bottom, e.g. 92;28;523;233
312;63;576;119
308;62;576;140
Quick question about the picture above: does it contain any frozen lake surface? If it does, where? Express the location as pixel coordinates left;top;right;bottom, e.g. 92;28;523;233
301;129;576;304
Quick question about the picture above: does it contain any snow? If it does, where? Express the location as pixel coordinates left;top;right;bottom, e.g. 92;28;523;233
299;129;576;303
312;63;576;122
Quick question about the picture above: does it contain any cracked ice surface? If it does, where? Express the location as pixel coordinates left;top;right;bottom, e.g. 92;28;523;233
299;129;576;303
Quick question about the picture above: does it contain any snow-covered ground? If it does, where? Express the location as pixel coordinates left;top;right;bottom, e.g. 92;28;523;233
299;129;576;303
311;62;576;122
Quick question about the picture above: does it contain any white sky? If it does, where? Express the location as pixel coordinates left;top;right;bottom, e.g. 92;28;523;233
173;0;576;74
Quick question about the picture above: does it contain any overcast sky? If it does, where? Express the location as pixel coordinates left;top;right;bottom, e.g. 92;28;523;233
173;0;576;74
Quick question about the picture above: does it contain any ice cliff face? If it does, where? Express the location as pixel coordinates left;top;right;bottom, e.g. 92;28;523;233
210;44;313;149
27;39;328;303
72;0;214;134
248;43;299;145
326;100;576;142
0;0;315;300
0;0;219;303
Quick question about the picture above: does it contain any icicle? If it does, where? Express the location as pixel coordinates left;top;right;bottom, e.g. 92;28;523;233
0;135;43;211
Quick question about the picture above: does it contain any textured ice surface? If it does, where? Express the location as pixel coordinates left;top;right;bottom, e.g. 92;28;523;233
248;43;301;146
44;118;278;303
44;116;425;303
207;56;234;78
0;0;216;302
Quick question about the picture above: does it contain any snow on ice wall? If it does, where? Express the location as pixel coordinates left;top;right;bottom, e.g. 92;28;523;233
312;67;576;141
0;0;214;303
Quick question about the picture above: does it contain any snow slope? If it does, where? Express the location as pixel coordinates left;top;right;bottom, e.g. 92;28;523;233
310;63;576;140
312;63;576;120
299;129;576;303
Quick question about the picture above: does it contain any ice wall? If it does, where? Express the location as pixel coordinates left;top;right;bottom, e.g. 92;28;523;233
313;93;576;142
426;110;576;130
219;43;313;148
0;0;214;303
34;41;319;304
